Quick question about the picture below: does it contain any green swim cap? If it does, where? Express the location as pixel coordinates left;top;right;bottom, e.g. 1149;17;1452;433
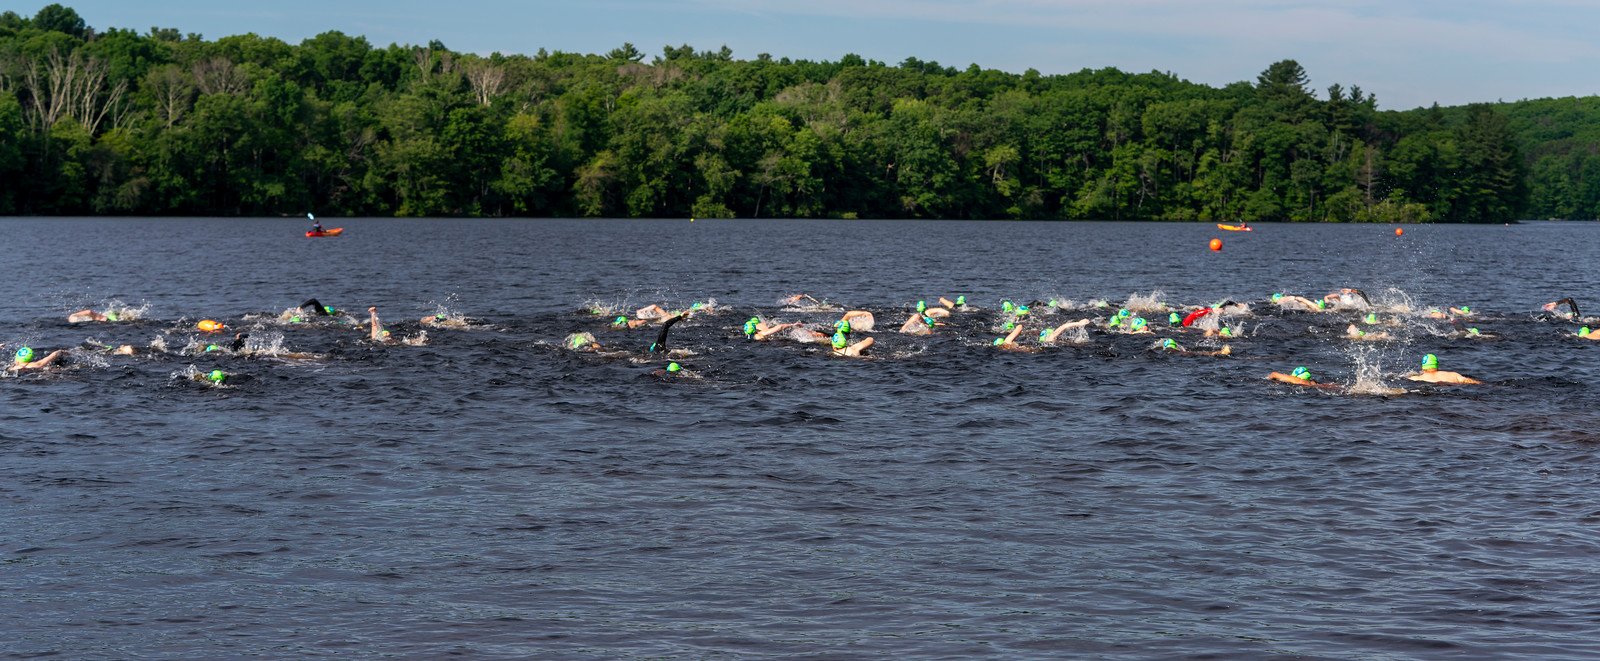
1467;327;1481;336
1002;300;1015;313
1353;329;1365;338
1047;299;1057;307
289;316;302;323
1291;366;1311;380
613;316;628;327
106;310;119;322
1118;308;1130;318
743;319;758;336
1460;306;1471;313
435;313;447;320
1580;326;1591;336
571;335;587;348
14;346;33;363
205;344;220;352
1271;293;1283;302
1131;317;1147;330
207;369;226;383
835;319;851;334
1003;321;1015;331
831;331;848;349
324;306;336;315
1108;316;1123;327
691;302;705;310
916;300;927;312
1038;329;1050;341
1161;338;1177;350
666;362;681;373
1169;312;1181;325
923;315;936;327
992;337;1005;346
1364;313;1378;325
955;295;965;306
1016;305;1030;316
1220;327;1233;337
1316;300;1326;309
1421;353;1439;370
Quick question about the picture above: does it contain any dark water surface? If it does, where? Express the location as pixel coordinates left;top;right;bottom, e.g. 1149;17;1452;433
4;218;1600;659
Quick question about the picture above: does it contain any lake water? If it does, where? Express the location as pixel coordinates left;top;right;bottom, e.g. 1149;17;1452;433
4;218;1599;659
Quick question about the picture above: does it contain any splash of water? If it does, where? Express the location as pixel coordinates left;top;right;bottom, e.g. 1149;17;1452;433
1345;343;1405;396
1124;291;1168;313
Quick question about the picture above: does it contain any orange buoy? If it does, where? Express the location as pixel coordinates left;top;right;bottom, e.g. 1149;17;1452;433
197;319;224;333
1395;227;1404;236
1209;238;1223;252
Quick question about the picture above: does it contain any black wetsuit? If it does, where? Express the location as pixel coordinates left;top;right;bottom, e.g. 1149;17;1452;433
229;333;249;352
1554;297;1581;318
647;314;687;353
300;299;332;316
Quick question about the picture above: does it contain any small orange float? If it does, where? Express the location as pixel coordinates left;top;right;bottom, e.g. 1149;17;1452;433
197;319;225;332
1209;238;1223;252
1395;227;1404;236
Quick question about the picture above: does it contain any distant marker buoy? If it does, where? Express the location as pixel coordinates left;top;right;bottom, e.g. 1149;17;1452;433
1395;227;1404;236
1209;238;1223;252
690;217;695;223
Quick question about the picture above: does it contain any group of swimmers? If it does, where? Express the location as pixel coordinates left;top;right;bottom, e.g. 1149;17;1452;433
8;290;1595;389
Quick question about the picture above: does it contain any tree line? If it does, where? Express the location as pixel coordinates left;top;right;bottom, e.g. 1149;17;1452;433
0;4;1573;222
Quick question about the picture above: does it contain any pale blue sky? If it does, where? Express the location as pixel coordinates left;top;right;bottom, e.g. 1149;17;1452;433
26;0;1600;109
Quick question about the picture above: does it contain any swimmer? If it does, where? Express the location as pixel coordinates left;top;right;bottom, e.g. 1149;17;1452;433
649;361;688;379
1266;366;1337;389
191;369;229;385
1270;293;1323;313
1155;338;1231;357
838;310;875;333
9;346;67;372
1345;324;1393;341
1575;326;1600;340
1322;288;1371;310
1038;319;1092;344
67;306;129;323
564;331;603;352
939;296;964;310
1212;300;1251;316
1543;297;1580;320
1125;317;1153;334
366;307;425;345
646;313;688;353
898;313;937;336
991;325;1035;352
1406;353;1481;385
780;294;821;306
1461;326;1493;339
830;327;873;357
420;311;470;327
743;317;798;341
610;315;652;330
1448;305;1473;317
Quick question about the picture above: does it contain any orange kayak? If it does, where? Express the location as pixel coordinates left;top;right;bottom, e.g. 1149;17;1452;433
1216;223;1252;232
306;227;344;237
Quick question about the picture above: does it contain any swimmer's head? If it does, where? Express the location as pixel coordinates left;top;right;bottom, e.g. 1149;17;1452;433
1117;308;1130;318
1003;321;1015;331
1016;305;1030;316
743;318;758;336
1038;329;1050;341
666;362;681;373
1161;338;1177;350
923;315;936;327
916;300;926;312
1001;300;1015;313
207;369;226;383
835;319;851;334
1169;312;1181;325
105;310;119;322
570;335;587;349
1130;317;1147;331
1421;353;1438;371
1459;306;1470;313
324;306;336;315
1364;313;1377;325
1467;327;1481;336
1219;327;1233;337
14;346;33;363
1047;299;1057;307
992;337;1005;346
691;301;705;310
205;344;220;352
1107;316;1123;327
1291;366;1311;380
613;316;628;327
435;313;447;321
1316;300;1326;310
955;295;965;306
831;331;848;349
289;316;302;324
1271;293;1283;302
1580;326;1591;336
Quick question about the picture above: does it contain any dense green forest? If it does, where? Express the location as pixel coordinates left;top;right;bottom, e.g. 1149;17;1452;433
0;4;1588;221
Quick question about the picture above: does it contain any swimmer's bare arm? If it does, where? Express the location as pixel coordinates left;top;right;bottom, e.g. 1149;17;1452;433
754;323;797;341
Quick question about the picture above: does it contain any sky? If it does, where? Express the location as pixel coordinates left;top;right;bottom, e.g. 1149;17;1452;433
25;0;1600;109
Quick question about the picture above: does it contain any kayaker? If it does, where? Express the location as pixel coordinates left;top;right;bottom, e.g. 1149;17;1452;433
309;213;323;234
